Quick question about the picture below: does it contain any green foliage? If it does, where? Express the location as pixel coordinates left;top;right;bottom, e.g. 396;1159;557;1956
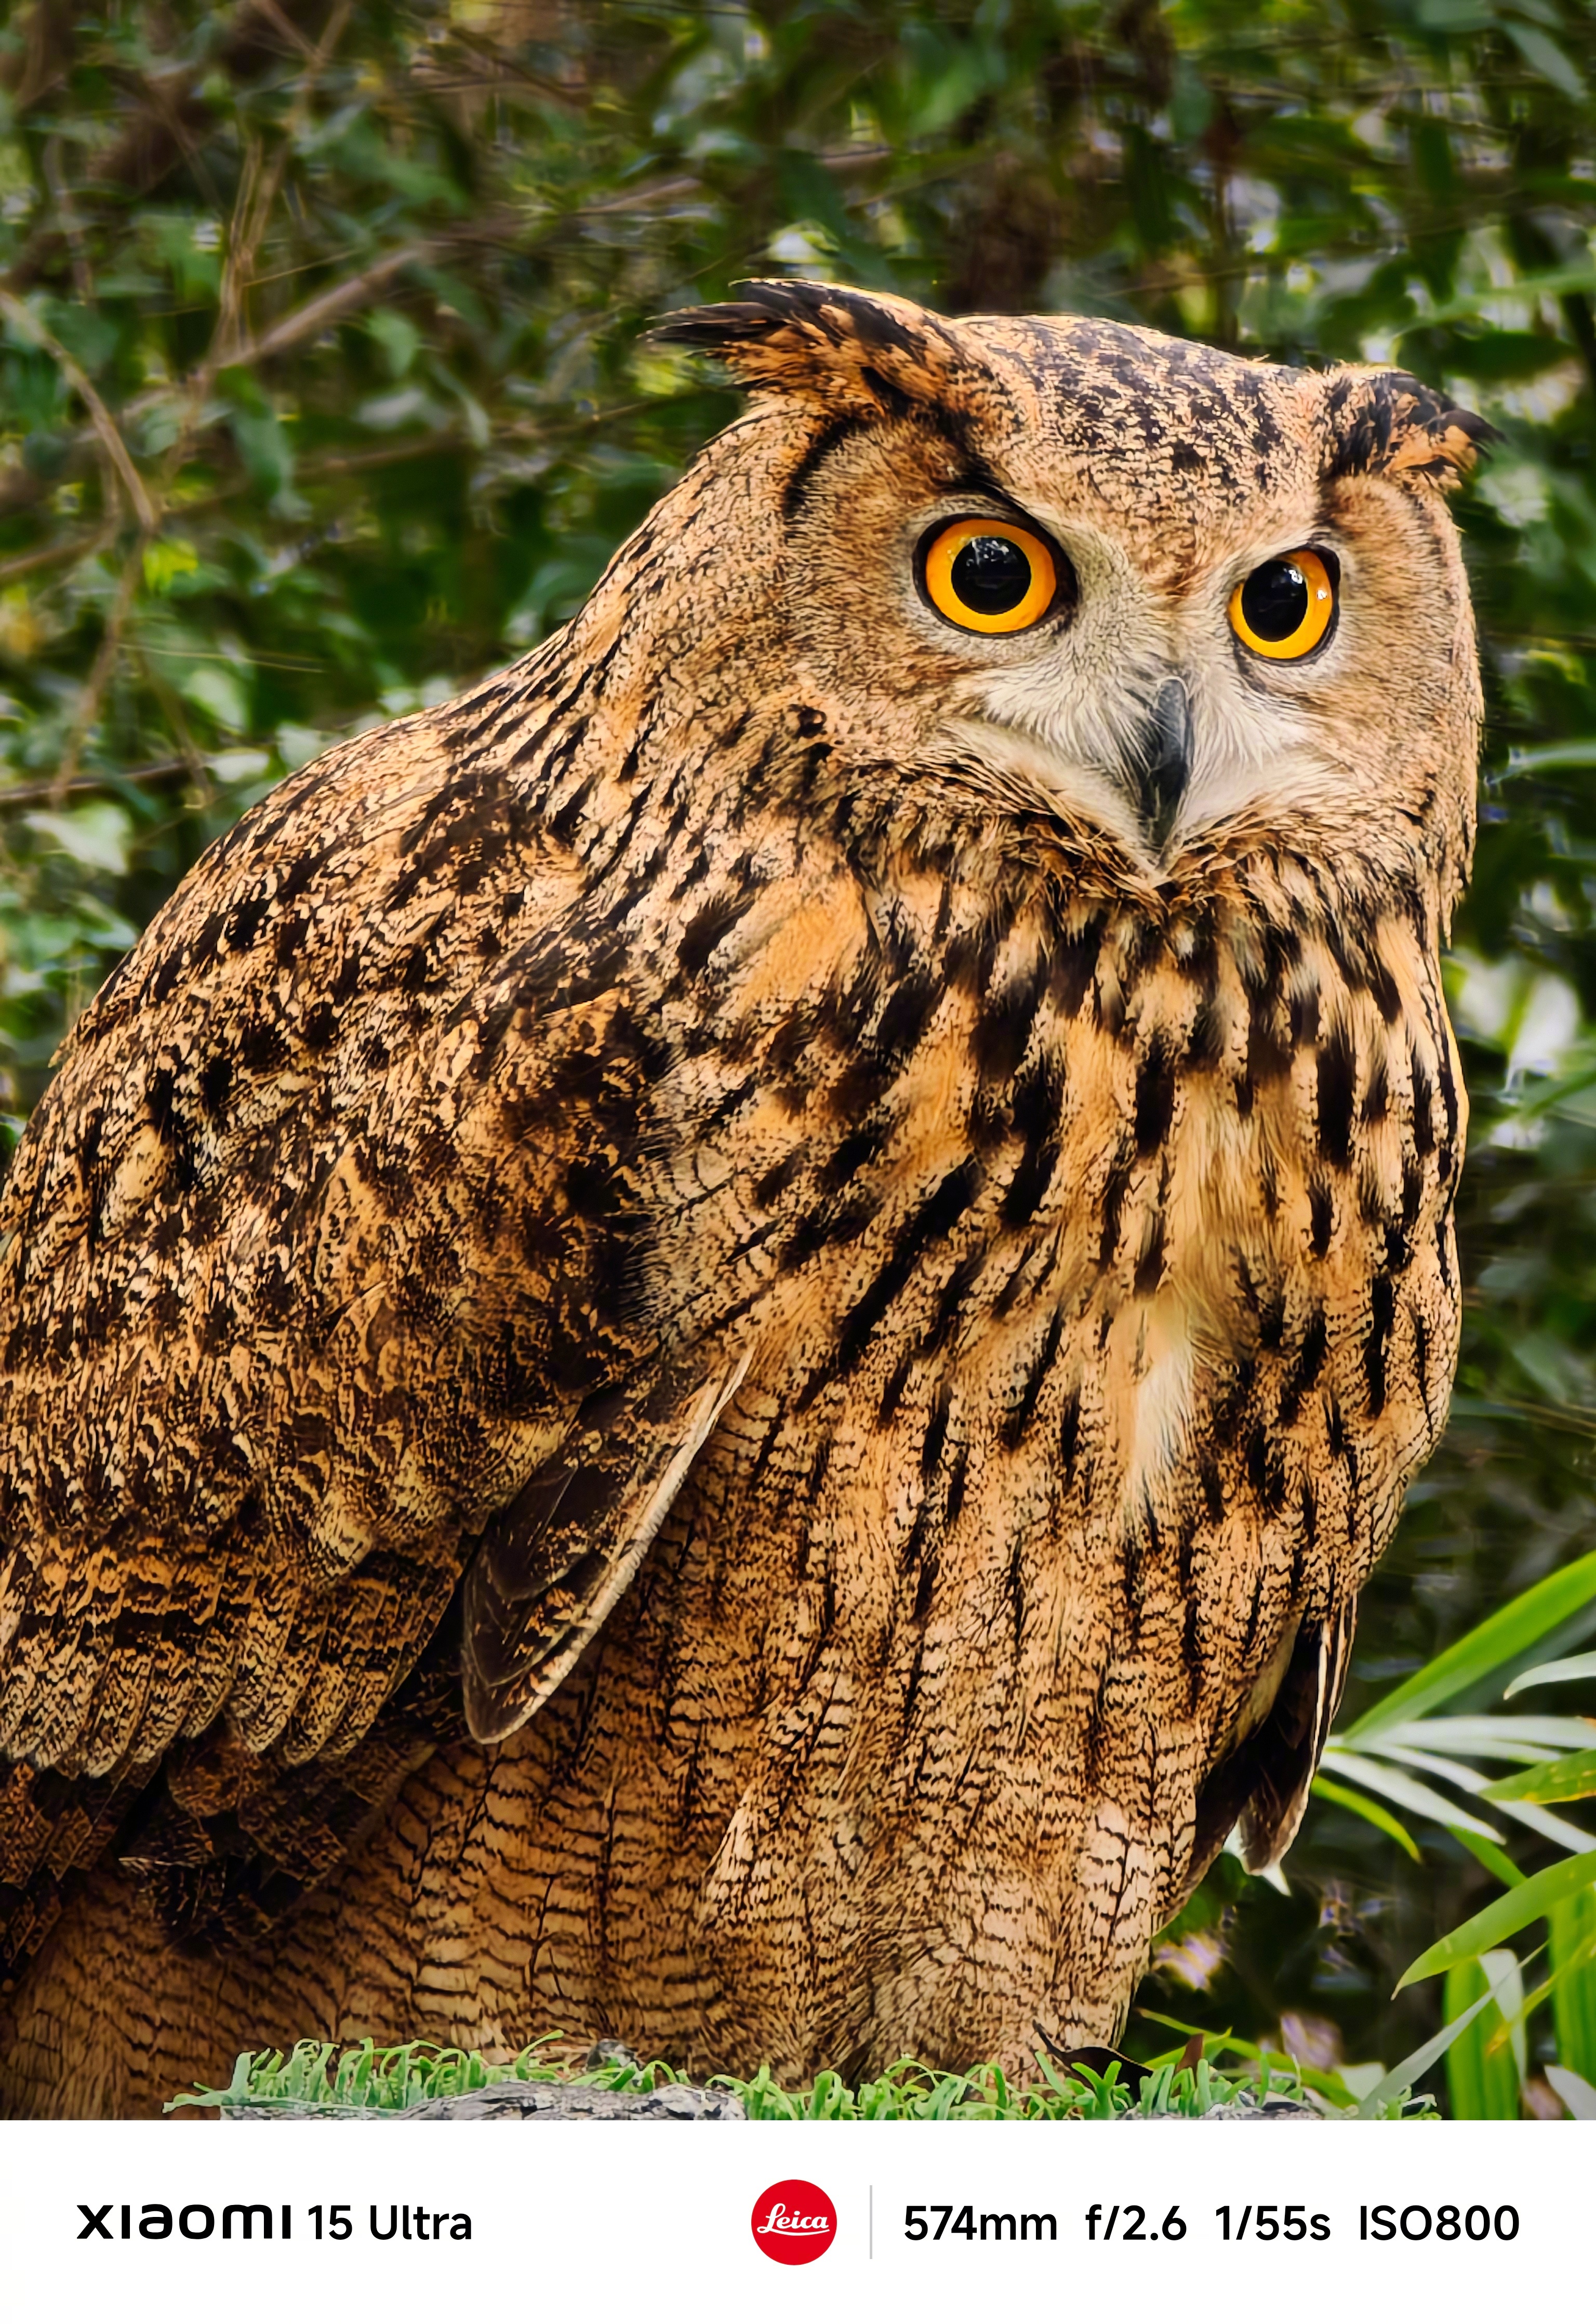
168;2035;1430;2120
1550;1884;1596;2081
8;0;1596;2115
1444;1952;1524;2121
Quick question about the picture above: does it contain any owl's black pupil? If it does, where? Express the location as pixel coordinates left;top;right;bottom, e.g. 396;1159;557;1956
951;535;1032;614
1240;559;1309;642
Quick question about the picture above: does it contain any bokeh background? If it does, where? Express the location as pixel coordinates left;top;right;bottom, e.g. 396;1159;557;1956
4;0;1596;2112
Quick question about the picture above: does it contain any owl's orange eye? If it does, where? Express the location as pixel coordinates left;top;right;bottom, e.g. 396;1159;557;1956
920;518;1060;635
1228;549;1337;661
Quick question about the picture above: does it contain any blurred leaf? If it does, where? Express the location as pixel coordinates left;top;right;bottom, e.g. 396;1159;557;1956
1310;1774;1421;1860
1483;1748;1596;1803
1506;1651;1596;1698
1355;1956;1523;2118
1551;1884;1596;2082
1318;1748;1505;1841
1398;1854;1596;1987
21;803;132;877
180;666;250;732
1501;19;1587;98
1545;2063;1596;2118
1445;1948;1524;2118
1342;1550;1596;1740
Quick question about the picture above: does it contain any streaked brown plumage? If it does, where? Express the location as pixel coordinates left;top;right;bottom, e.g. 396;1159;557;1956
0;283;1486;2115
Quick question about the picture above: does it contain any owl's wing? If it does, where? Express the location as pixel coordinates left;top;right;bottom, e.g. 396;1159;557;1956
1191;1599;1355;1876
462;1349;750;1742
0;712;742;1949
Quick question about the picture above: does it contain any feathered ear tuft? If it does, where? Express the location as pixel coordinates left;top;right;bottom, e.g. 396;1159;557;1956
1324;368;1498;492
649;279;967;414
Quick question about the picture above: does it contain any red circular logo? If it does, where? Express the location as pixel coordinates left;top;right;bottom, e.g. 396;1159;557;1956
750;2178;837;2264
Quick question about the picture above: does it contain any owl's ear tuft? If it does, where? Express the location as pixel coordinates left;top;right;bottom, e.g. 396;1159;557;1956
1324;368;1497;492
650;279;964;414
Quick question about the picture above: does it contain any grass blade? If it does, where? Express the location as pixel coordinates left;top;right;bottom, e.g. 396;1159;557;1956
1546;2065;1596;2119
1396;1852;1596;1988
1375;1740;1596;1850
1551;1885;1596;2083
1341;1548;1596;1741
1505;1651;1596;1700
1376;1715;1596;1754
1450;1828;1526;1887
1444;1950;1523;2119
1355;1957;1522;2117
1482;1748;1596;1804
1310;1774;1420;1859
1318;1748;1504;1840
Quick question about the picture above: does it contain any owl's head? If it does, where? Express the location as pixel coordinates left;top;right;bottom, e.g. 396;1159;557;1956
649;282;1488;913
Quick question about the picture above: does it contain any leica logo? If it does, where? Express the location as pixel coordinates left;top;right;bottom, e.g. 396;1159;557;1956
750;2178;837;2264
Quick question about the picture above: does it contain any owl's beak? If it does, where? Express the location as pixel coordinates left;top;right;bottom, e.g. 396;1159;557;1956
1124;678;1190;850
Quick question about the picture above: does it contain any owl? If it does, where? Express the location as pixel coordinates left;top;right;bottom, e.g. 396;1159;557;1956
0;282;1486;2117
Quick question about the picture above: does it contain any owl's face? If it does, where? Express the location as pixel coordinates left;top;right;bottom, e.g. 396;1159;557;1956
655;284;1486;904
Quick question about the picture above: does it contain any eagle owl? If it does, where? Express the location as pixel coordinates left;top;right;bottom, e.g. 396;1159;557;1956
0;283;1485;2116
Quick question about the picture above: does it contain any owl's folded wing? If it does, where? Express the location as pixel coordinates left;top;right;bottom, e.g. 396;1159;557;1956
1191;1598;1355;1879
463;1349;750;1744
0;719;736;1951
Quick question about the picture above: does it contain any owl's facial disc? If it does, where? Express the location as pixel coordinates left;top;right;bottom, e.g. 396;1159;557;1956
754;295;1481;885
917;498;1369;872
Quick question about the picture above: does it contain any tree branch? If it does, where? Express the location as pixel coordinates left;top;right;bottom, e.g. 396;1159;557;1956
0;289;156;530
0;760;186;811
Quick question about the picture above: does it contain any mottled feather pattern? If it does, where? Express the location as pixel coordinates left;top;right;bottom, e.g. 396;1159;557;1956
0;283;1481;2111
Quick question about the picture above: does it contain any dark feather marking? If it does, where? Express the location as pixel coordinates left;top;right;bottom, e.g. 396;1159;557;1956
1246;1425;1288;1517
780;1193;881;1270
944;1445;970;1528
1181;1594;1202;1712
1240;1005;1292;1115
823;1159;983;1385
1287;975;1321;1048
781;413;870;518
1308;1179;1334;1259
1134;1211;1166;1297
1413;1303;1431;1417
1199;1453;1224;1524
1058;1389;1082;1488
1134;1034;1177;1156
879;1349;915;1424
1409;1049;1436;1157
1316;1022;1356;1167
1277;1309;1328;1430
912;1552;938;1622
1003;1054;1066;1227
900;1501;933;1579
975;952;1047;1082
1212;1357;1257;1437
1401;1161;1424;1229
1097;1138;1136;1271
679;883;762;977
1002;1308;1062;1450
946;912;1005;1000
1362;1050;1389;1124
1185;995;1226;1070
1365;1276;1395;1417
873;963;941;1059
921;1382;952;1480
754;1150;805;1209
1049;918;1102;1017
921;1247;986;1355
1006;1537;1027;1652
820;1115;892;1192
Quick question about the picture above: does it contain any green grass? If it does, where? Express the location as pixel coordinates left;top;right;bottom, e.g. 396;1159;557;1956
167;2036;1433;2122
